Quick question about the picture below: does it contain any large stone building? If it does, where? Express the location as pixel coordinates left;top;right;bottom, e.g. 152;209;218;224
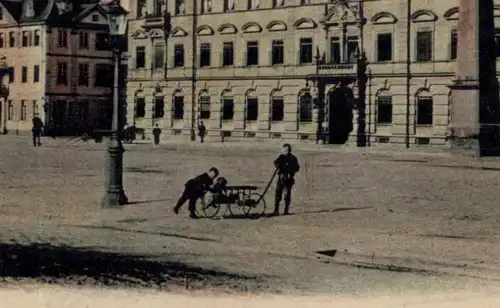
0;0;127;136
126;0;500;146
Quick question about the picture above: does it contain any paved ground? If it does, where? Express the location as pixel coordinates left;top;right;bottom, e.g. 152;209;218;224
2;135;500;298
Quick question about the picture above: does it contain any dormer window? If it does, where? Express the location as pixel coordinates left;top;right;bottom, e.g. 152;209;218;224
0;8;3;20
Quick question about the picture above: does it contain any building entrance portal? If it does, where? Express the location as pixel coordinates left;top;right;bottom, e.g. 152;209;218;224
327;86;354;144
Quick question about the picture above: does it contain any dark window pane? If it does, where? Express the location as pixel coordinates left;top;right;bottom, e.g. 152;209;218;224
376;96;392;124
299;38;313;64
246;97;258;121
377;33;392;62
416;97;433;125
173;96;184;119
222;98;234;120
271;97;284;121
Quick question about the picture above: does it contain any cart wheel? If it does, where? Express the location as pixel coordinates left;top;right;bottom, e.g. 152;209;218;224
242;193;266;219
228;191;247;217
197;192;221;219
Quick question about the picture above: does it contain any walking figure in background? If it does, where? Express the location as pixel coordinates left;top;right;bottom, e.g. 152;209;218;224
273;143;300;216
31;114;44;147
173;167;219;219
152;124;162;146
198;121;206;143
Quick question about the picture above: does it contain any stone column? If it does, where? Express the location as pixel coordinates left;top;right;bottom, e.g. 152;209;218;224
448;0;499;156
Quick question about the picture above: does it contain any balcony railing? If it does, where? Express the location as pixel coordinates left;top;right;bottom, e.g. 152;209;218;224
318;62;357;75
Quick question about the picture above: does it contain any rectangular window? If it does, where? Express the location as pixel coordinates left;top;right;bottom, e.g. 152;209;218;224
34;30;40;46
78;63;89;86
135;97;146;118
376;96;392;124
416;96;433;125
271;40;284;65
271;97;284;121
95;33;109;50
0;33;4;48
330;37;340;64
22;31;29;47
174;44;184;67
136;46;145;68
0;8;3;20
246;41;259;66
7;100;13;120
33;65;39;83
56;62;68;85
222;42;234;66
154;44;164;69
57;29;67;47
175;0;183;14
153;97;165;118
173;96;184;119
137;0;146;17
416;31;433;62
21;66;27;83
272;0;284;7
94;64;113;87
346;36;359;63
20;100;27;121
8;32;15;47
199;43;211;67
32;101;38;117
222;98;234;120
450;30;457;60
246;98;258;121
377;33;392;62
199;95;211;119
8;68;14;83
79;32;89;49
223;0;234;11
299;38;313;64
495;28;500;57
154;0;162;15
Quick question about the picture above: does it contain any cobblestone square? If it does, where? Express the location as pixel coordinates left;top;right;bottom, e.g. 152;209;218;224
2;136;500;296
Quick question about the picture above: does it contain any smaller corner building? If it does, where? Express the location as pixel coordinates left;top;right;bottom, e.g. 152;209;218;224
0;0;127;136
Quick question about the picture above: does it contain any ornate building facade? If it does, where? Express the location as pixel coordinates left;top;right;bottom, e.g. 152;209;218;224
0;0;127;136
126;0;500;146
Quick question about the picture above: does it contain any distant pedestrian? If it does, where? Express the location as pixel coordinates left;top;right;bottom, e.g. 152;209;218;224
152;124;161;145
173;167;219;219
198;121;206;143
31;114;44;147
273;143;300;216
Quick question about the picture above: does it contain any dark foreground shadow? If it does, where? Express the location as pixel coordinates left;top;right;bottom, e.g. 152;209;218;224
0;242;262;290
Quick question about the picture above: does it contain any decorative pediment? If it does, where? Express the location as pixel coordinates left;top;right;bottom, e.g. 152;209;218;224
411;10;438;22
443;7;458;20
371;12;398;24
241;22;262;33
266;20;287;32
148;29;164;38
294;18;317;30
321;1;360;25
131;29;148;39
171;27;188;37
217;24;238;34
196;25;215;36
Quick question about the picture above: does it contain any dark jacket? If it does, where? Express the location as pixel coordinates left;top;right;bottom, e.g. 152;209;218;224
274;153;300;177
185;172;214;194
32;117;44;132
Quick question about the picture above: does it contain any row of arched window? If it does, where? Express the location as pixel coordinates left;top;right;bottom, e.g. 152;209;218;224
133;92;314;122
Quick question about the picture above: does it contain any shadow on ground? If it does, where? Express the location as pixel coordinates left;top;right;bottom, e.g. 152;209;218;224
0;242;264;291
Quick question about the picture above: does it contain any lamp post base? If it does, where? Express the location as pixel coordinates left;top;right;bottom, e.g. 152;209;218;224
101;133;128;208
101;189;129;208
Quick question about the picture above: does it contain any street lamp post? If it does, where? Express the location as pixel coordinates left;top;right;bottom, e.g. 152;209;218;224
101;0;129;208
313;48;324;144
